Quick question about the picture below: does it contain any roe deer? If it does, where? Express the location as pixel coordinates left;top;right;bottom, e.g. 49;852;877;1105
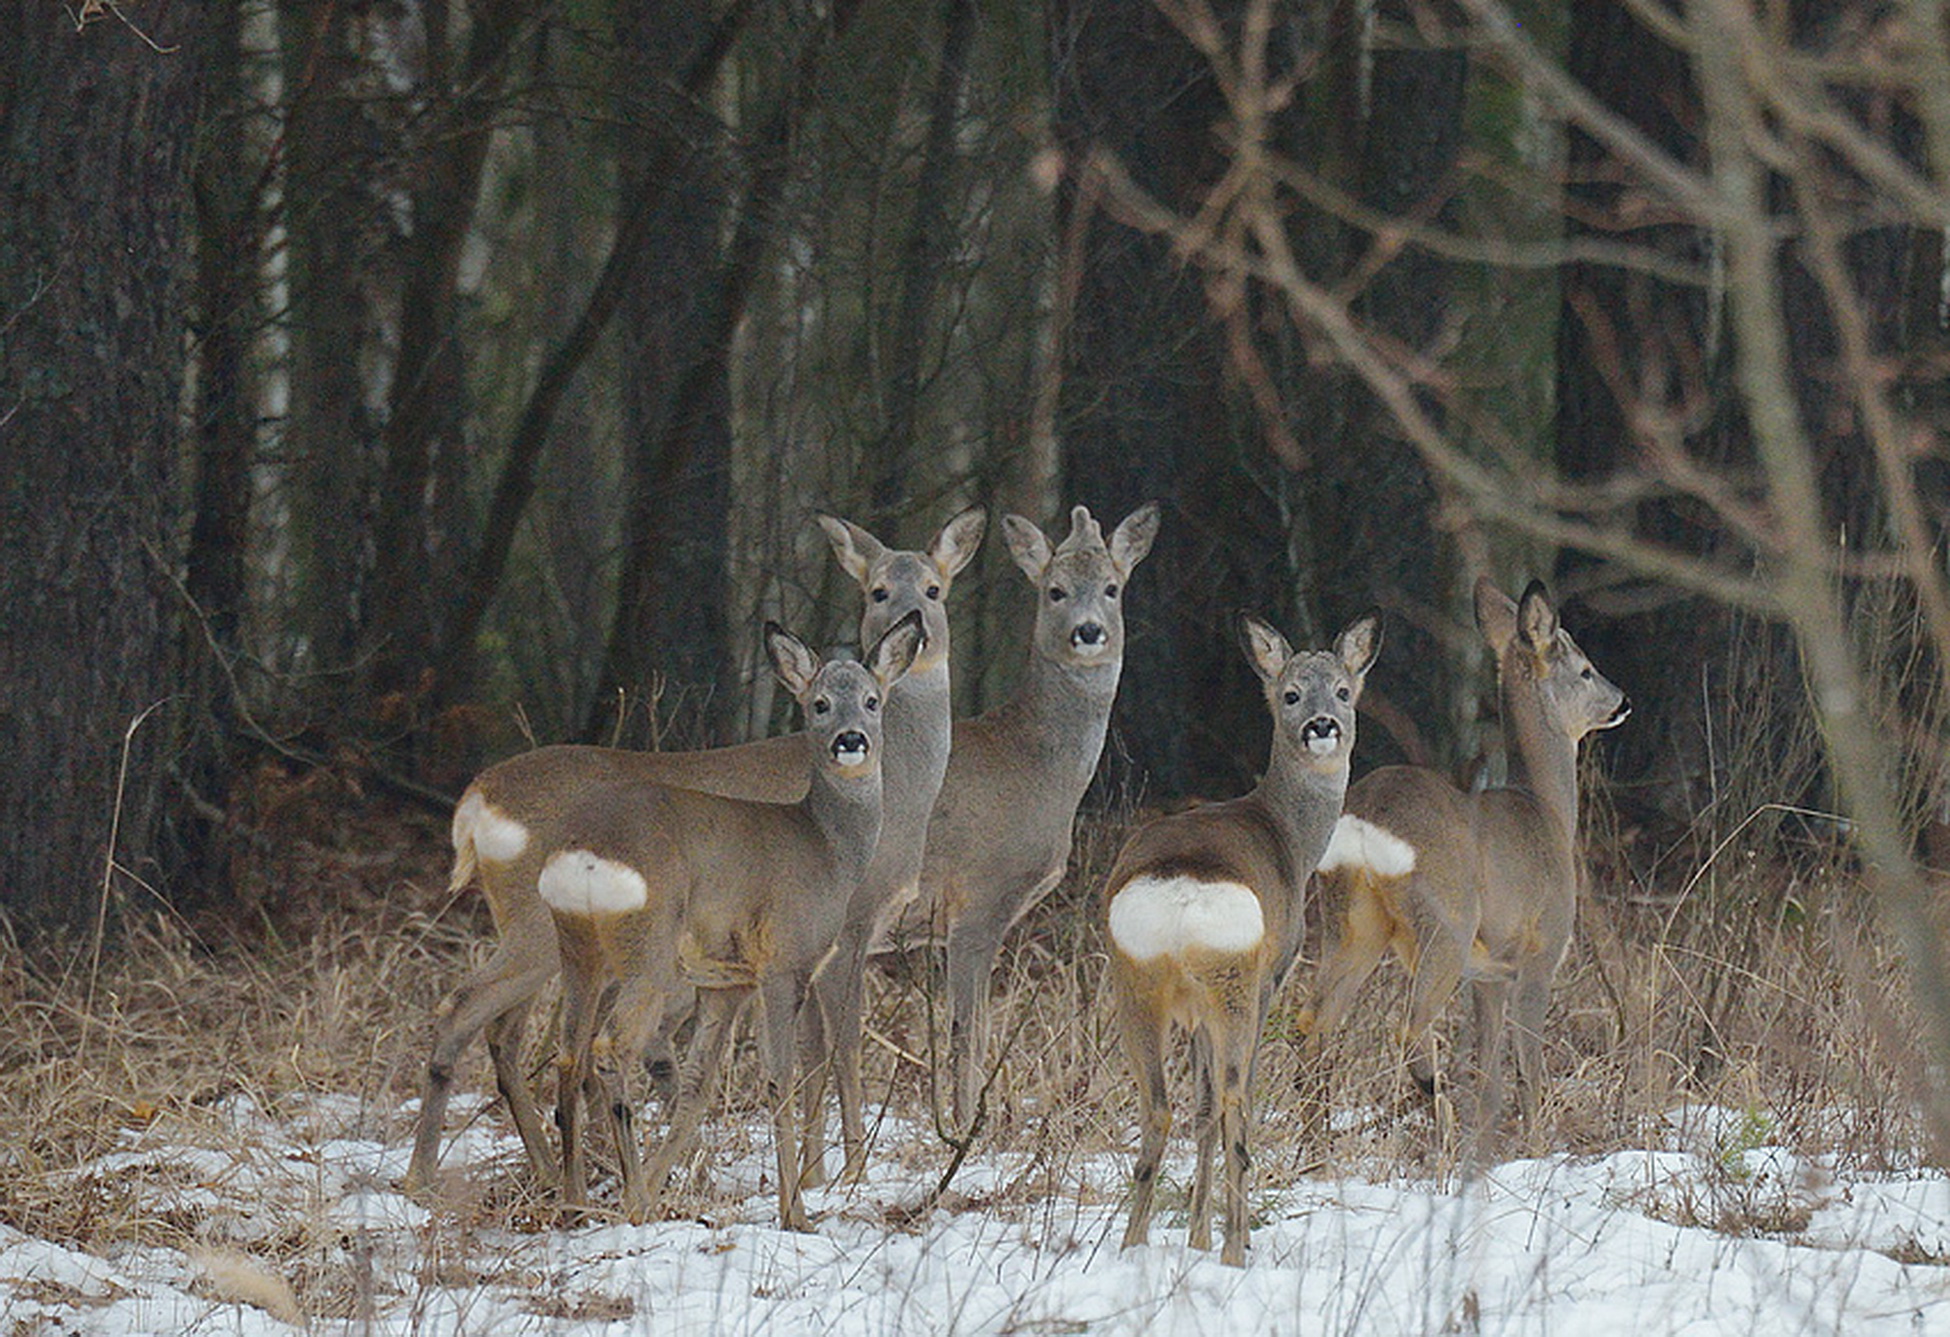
541;613;923;1229
1105;612;1380;1267
878;502;1159;1131
402;507;983;1195
1299;578;1628;1143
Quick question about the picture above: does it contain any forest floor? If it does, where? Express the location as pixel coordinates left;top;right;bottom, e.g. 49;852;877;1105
2;784;1947;1334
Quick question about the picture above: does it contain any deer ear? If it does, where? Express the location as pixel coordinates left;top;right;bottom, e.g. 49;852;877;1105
818;514;886;585
1474;576;1519;653
1109;501;1161;576
1516;580;1560;655
1337;610;1383;683
764;622;821;699
931;505;987;580
1001;514;1053;582
1239;614;1291;686
867;609;924;688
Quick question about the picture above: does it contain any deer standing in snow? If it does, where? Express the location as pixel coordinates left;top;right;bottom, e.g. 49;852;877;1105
1105;612;1380;1266
403;508;983;1195
1298;578;1628;1143
877;502;1159;1133
539;613;922;1228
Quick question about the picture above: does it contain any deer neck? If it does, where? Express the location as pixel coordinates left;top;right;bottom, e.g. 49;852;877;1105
876;658;954;870
1255;735;1350;878
1500;673;1580;849
1002;646;1121;795
806;767;885;887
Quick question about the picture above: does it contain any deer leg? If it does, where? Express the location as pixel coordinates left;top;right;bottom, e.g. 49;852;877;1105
760;972;816;1232
405;950;557;1195
1402;927;1469;1098
1186;1026;1218;1253
944;914;1004;1133
1215;1020;1258;1268
552;957;612;1215
819;926;875;1183
1510;964;1553;1136
640;987;695;1113
1114;977;1172;1251
603;976;688;1216
639;985;748;1222
1465;975;1513;1161
480;999;558;1188
794;979;833;1191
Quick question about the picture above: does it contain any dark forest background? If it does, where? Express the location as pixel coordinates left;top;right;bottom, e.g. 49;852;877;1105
5;0;1950;1094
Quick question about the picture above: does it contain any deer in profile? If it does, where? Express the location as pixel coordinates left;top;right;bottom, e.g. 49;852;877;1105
1297;578;1628;1146
876;502;1159;1133
402;508;983;1196
1105;612;1380;1267
539;613;922;1228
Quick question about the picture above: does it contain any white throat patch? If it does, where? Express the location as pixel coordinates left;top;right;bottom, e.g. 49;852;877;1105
1108;875;1265;963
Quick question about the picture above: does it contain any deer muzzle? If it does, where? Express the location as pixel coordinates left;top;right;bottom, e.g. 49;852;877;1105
831;730;872;766
1300;716;1343;754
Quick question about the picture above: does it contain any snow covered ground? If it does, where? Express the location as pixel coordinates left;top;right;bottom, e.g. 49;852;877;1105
7;1092;1950;1335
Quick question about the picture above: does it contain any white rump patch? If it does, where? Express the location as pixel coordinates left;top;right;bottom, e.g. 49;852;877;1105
456;790;530;865
1108;876;1265;963
1317;815;1417;877
538;849;648;916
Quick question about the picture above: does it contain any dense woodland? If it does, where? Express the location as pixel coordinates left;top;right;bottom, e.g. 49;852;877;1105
5;0;1950;1120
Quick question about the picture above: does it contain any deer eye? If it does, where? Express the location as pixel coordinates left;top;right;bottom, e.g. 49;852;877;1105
926;584;941;600
866;695;880;712
1283;689;1301;706
813;698;831;716
1105;583;1120;599
1048;587;1068;603
871;588;890;604
1580;666;1593;680
1336;685;1351;702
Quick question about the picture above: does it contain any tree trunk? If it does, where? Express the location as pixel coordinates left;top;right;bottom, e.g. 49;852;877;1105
0;2;206;930
1051;1;1288;800
870;0;978;525
176;2;262;903
277;0;381;723
1292;0;1469;774
439;1;762;704
593;0;736;748
361;0;533;717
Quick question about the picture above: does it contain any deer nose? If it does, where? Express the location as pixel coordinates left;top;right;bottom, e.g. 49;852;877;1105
1300;716;1342;754
832;730;871;764
1071;621;1108;649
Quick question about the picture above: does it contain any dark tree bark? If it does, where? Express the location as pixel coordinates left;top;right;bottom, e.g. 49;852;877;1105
1291;0;1469;775
177;3;264;901
870;0;979;524
0;1;206;930
1050;1;1289;801
277;0;382;722
592;0;736;748
361;0;534;716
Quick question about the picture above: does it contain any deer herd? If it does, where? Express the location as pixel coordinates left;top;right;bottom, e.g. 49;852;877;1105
402;502;1629;1267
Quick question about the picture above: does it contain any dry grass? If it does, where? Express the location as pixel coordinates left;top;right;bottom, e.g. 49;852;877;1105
0;748;1935;1274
